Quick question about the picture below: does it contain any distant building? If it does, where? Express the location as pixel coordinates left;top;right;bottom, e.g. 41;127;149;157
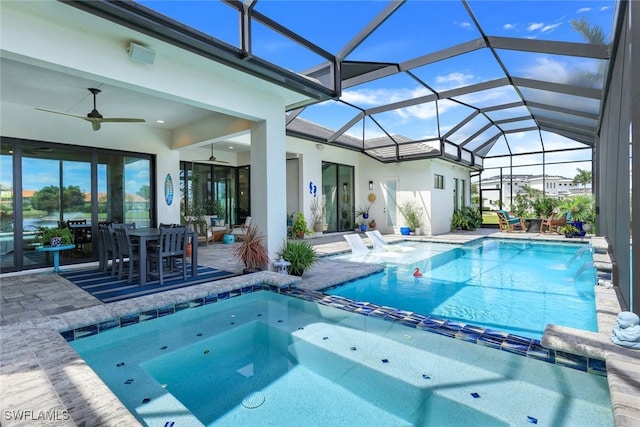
479;174;587;210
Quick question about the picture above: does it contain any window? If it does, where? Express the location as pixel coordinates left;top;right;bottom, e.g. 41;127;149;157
434;174;444;189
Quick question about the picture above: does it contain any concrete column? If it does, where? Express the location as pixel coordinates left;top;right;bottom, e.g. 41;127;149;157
250;117;287;265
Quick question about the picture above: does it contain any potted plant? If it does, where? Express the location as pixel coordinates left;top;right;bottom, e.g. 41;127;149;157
291;212;310;238
368;218;376;229
355;205;371;220
276;239;318;276
36;226;73;247
560;224;579;238
232;223;270;273
399;201;423;235
310;197;324;233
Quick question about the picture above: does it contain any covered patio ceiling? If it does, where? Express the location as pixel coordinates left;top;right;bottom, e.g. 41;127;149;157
63;0;618;168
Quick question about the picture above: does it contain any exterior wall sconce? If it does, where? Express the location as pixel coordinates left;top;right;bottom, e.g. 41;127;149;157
369;180;373;190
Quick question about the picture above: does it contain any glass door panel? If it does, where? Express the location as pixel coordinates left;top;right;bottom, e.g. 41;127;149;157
384;178;398;227
322;163;337;232
21;145;92;268
0;142;14;270
322;162;354;232
97;154;152;228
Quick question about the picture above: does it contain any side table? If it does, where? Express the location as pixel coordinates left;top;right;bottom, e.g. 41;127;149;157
36;244;75;273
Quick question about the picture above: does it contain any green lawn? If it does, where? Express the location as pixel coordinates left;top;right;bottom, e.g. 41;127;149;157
482;211;499;225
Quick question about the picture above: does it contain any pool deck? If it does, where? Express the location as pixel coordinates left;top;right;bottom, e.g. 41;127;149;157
1;229;638;426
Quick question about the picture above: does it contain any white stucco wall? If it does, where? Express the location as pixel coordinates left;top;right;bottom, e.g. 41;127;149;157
285;136;473;236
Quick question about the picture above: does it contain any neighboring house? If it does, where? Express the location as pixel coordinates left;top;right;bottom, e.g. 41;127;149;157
479;174;586;210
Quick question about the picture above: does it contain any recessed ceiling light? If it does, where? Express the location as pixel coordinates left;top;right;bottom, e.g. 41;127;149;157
156;120;165;124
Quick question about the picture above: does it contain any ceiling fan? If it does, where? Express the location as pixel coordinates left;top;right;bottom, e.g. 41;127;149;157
36;88;146;131
196;145;229;164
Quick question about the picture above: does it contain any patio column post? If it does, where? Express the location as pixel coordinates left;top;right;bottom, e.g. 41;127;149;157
250;115;287;266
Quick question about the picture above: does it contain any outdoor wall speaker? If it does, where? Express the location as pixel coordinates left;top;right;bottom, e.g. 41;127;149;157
127;42;156;65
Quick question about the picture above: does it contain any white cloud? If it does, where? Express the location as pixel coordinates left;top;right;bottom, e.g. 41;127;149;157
458;21;472;30
435;72;474;88
527;22;544;31
503;23;515;30
522;57;571;84
540;23;562;33
577;7;591;13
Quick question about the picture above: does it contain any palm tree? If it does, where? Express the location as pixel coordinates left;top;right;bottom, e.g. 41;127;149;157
573;168;592;194
569;18;607;88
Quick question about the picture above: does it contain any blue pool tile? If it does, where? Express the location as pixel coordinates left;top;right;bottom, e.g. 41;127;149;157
74;324;98;339
588;358;607;376
241;286;253;294
120;314;140;327
527;415;538;424
158;306;174;317
477;332;504;349
455;327;483;343
527;343;556;363
501;335;533;356
189;298;204;307
175;302;190;312
470;392;480;398
230;289;241;298
416;316;446;330
140;309;158;322
555;350;588;372
98;319;121;332
218;291;230;300
204;295;218;305
60;330;75;342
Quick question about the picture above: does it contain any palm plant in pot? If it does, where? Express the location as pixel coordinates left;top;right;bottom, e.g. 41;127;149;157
232;223;270;274
36;226;73;247
276;239;318;276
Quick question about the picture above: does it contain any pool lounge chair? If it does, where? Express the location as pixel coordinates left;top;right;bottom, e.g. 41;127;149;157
343;234;371;255
365;230;415;252
496;210;525;232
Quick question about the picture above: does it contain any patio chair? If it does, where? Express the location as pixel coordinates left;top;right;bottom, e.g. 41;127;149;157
147;226;188;285
343;233;371;256
114;226;141;283
67;219;92;256
496;210;525;232
98;224;118;276
365;230;415;252
230;216;252;240
540;212;567;234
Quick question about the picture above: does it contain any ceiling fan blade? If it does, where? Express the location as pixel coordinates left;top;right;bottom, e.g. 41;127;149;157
99;118;146;123
37;89;145;131
35;108;85;119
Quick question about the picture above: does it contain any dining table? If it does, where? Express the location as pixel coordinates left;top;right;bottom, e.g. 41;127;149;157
128;228;198;286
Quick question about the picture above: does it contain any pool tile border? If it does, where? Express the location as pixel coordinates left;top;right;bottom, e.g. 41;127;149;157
281;287;606;376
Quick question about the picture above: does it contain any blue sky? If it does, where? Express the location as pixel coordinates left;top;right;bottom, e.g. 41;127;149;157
5;1;614;191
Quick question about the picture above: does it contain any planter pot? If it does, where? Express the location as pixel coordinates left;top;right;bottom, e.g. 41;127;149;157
289;269;304;277
400;227;411;236
362;213;369;219
50;237;62;247
243;268;261;275
313;223;323;232
186;243;192;257
360;224;367;232
564;233;574;238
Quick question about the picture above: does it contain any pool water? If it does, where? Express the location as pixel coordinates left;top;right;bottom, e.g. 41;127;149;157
329;239;597;340
70;292;612;426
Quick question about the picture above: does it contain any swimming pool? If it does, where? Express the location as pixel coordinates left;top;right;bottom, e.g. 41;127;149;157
70;291;612;426
329;239;597;340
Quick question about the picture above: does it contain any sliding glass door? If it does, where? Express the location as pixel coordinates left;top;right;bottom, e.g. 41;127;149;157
322;162;354;232
1;138;153;273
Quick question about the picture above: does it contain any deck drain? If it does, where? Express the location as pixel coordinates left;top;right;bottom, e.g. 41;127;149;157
242;392;265;409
